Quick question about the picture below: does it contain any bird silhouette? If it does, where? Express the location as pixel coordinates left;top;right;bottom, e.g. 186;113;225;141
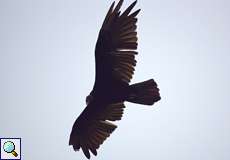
69;0;161;159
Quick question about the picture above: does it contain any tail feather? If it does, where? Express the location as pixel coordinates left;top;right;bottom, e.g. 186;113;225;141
127;79;161;105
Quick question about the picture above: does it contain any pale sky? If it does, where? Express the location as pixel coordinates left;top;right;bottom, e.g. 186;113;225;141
0;0;230;159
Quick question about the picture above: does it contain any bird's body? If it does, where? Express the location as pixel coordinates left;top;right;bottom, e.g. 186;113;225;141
92;29;131;103
69;0;161;159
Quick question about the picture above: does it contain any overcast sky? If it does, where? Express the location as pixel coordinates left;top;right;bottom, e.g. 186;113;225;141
0;0;230;159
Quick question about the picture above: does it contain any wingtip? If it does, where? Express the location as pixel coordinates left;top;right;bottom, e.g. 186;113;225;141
129;8;141;18
90;148;97;156
72;144;80;151
82;146;91;159
109;1;116;13
114;0;124;12
130;0;137;9
119;0;124;5
133;0;138;6
111;1;115;7
110;1;116;12
120;0;138;17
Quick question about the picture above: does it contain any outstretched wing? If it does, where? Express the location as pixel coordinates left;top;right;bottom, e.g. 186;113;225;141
94;0;140;86
69;102;125;159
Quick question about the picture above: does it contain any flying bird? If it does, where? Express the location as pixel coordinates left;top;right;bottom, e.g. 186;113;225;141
69;0;161;159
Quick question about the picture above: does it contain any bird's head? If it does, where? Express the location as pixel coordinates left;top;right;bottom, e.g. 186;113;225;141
86;95;93;105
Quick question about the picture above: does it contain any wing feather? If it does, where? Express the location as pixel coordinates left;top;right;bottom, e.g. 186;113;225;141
95;0;140;84
69;101;125;159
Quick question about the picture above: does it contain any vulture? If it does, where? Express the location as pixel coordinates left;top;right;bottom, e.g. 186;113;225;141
69;0;161;159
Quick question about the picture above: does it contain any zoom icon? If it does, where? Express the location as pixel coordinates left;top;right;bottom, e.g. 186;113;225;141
0;138;21;160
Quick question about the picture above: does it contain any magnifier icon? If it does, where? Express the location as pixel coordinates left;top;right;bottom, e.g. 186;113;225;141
3;141;18;157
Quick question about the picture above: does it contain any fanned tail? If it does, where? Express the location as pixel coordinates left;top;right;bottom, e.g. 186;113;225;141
127;79;161;105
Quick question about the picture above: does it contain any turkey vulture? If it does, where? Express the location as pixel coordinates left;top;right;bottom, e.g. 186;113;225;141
69;0;161;159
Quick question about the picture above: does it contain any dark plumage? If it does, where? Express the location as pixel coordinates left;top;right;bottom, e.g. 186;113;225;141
69;0;161;159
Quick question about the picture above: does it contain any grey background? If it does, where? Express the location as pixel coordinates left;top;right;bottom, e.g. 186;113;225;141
0;0;230;159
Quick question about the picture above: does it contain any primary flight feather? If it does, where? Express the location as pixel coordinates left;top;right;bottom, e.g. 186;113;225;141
69;0;161;159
